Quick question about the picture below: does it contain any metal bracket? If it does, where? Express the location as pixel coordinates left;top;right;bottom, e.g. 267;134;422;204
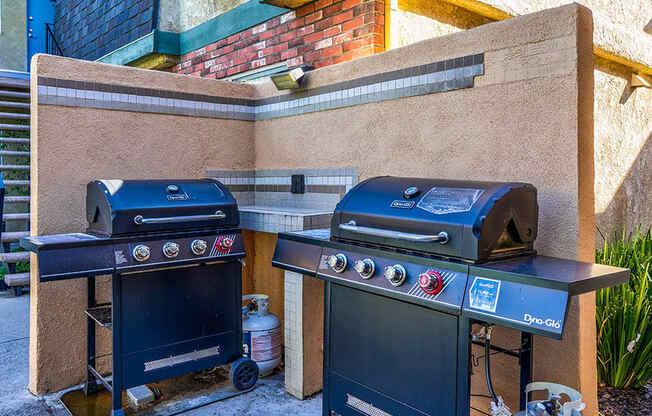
632;73;652;89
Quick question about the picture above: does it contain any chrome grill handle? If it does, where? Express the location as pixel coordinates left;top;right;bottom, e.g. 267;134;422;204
134;211;226;225
338;221;449;244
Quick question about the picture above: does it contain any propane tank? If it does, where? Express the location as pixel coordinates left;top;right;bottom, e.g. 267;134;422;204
514;382;585;416
242;294;281;377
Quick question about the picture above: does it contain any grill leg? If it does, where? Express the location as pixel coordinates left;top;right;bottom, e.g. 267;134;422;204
519;332;533;410
111;274;124;416
84;276;98;396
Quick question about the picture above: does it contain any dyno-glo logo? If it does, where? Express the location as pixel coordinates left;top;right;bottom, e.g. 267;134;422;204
523;313;561;330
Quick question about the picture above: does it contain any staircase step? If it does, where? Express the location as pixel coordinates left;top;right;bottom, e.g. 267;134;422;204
0;150;30;157
0;77;29;90
0;164;29;171
0;101;29;110
0;91;29;100
3;213;29;221
0;251;29;263
0;112;29;120
0;123;29;131
4;196;30;203
4;180;30;187
4;272;29;287
2;231;29;242
0;137;29;145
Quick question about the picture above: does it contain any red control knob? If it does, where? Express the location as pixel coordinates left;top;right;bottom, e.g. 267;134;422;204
216;236;234;253
418;270;443;295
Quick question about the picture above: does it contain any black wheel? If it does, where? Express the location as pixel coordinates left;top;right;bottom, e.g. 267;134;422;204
230;358;258;391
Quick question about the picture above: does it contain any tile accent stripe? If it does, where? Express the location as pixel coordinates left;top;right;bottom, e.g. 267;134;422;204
37;53;483;121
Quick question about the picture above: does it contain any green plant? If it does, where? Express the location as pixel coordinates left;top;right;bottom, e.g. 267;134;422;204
595;226;651;388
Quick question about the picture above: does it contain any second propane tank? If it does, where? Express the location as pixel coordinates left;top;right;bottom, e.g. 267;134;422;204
242;294;281;377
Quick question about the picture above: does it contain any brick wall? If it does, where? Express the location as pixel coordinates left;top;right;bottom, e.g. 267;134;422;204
55;0;155;61
172;0;384;78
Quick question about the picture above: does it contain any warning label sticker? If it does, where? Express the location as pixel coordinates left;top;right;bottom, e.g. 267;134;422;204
250;328;282;362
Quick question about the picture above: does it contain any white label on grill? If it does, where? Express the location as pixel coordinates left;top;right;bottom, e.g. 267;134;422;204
114;250;127;265
346;394;392;416
416;187;484;215
143;346;221;372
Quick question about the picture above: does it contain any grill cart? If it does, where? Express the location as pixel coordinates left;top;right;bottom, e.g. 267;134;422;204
22;179;258;416
273;177;629;416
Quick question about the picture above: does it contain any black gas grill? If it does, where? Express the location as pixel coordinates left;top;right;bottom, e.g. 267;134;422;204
273;176;628;416
22;179;259;416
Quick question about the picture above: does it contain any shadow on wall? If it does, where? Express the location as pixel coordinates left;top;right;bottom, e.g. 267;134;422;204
596;131;651;241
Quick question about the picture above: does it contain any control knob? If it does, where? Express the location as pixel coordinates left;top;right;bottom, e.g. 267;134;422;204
384;264;407;286
327;253;347;273
353;258;375;279
132;244;151;262
191;239;208;256
216;236;234;252
162;242;180;258
418;269;444;295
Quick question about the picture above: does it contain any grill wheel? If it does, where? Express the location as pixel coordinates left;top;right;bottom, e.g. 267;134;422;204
230;357;259;391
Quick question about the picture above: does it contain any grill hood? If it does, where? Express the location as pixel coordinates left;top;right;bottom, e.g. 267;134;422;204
330;177;538;262
86;179;239;236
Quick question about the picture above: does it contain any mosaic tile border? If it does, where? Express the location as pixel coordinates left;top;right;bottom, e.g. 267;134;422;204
37;54;483;121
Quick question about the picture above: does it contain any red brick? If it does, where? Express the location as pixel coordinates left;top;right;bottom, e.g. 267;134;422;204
260;47;275;57
216;44;234;56
313;57;333;68
353;23;382;37
323;2;343;17
274;42;289;53
266;35;281;46
332;9;353;25
315;16;333;31
333;31;353;44
280;30;297;42
314;37;333;50
289;17;305;29
214;70;226;79
190;71;201;77
215;38;228;48
251;58;267;68
206;43;218;52
321;44;342;57
305;49;323;63
280;11;296;24
289;37;304;48
342;0;362;10
333;45;373;64
298;43;315;55
296;3;314;17
304;31;323;44
266;54;282;65
341;37;371;52
227;67;240;76
281;48;298;60
342;16;364;32
267;17;280;29
305;10;323;24
296;24;314;37
314;0;333;10
227;34;240;44
260;30;276;41
363;13;383;24
274;23;289;35
324;25;341;37
287;56;304;67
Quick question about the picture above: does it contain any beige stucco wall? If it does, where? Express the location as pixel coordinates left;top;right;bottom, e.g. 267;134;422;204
29;55;256;393
390;0;652;242
254;4;596;412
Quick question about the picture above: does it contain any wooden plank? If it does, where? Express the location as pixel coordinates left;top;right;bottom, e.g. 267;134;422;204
301;275;324;396
252;231;286;341
241;229;257;295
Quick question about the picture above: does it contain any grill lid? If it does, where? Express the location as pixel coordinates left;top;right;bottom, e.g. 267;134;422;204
86;179;239;236
330;177;538;262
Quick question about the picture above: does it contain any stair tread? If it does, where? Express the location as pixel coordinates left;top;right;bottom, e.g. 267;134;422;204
0;101;29;109
4;196;30;202
4;180;30;186
0;138;29;144
4;272;29;287
0;165;29;170
0;251;29;262
3;213;29;220
0;124;29;131
2;231;29;242
0;112;29;120
0;150;30;157
0;91;29;100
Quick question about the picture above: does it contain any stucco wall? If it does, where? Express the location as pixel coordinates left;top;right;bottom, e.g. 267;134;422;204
0;0;26;71
29;55;255;393
254;4;597;412
389;0;652;240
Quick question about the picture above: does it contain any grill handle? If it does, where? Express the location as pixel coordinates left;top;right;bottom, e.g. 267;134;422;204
338;221;449;244
134;211;226;225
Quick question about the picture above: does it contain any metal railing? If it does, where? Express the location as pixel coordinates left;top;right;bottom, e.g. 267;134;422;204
45;23;64;56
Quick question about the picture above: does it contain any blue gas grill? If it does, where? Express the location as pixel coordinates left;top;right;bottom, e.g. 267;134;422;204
22;179;259;416
272;176;628;416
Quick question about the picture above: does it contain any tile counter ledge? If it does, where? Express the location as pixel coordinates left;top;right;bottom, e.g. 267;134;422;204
238;205;332;233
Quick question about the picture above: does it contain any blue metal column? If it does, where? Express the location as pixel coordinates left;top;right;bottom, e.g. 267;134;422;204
26;0;56;69
111;273;125;416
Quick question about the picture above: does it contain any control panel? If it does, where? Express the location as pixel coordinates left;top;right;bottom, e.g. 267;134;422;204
113;233;243;270
318;247;467;313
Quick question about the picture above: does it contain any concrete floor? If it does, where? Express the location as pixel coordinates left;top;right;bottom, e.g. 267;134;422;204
0;291;321;416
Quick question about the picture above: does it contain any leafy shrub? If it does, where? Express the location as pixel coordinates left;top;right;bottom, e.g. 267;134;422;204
595;227;651;388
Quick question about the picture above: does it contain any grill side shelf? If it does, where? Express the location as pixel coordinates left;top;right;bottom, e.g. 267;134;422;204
85;304;112;329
